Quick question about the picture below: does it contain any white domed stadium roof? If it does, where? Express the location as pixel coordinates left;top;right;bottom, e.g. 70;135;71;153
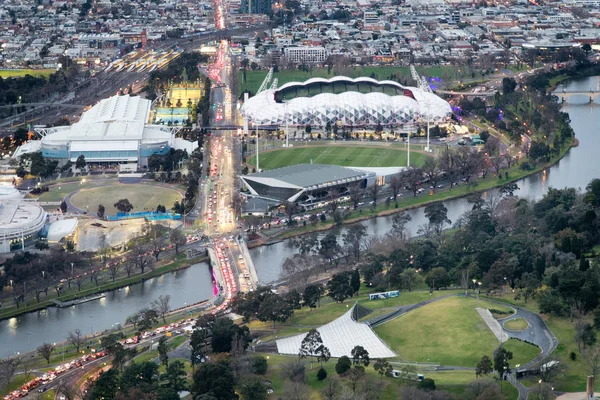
241;76;452;126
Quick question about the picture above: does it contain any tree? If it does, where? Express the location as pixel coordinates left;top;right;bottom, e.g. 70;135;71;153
351;345;370;367
0;358;19;388
37;342;55;364
403;167;423;197
190;327;209;366
423;202;451;236
250;356;268;375
350;269;361;295
157;336;169;367
97;204;105;218
493;348;512;379
348;183;364;209
426;267;450;289
211;317;250;353
390;176;403;204
303;284;323;309
421;157;440;191
107;260;122;282
67;329;84;353
373;359;393;378
75;154;86;172
257;294;294;328
419;378;436;391
191;362;237;400
319;233;341;268
348;366;366;394
327;273;353;303
476;355;493;378
336;356;352;374
299;329;324;363
238;375;267;400
152;295;171;324
582;345;600;377
163;360;187;391
368;184;380;209
502;77;516;95
60;201;68;213
317;367;328;381
400;269;419;292
114;198;134;213
138;308;159;333
169;229;187;254
321;377;343;400
343;224;367;262
390;212;411;239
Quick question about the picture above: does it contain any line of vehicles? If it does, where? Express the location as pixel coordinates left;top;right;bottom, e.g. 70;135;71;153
3;350;108;399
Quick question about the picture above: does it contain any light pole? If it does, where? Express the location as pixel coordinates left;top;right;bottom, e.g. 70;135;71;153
89;315;94;337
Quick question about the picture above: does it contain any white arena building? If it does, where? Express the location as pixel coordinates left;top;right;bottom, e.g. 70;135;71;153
0;186;47;253
240;76;452;127
13;95;197;169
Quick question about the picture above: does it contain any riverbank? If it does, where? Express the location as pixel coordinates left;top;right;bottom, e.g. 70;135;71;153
0;254;209;321
259;136;575;243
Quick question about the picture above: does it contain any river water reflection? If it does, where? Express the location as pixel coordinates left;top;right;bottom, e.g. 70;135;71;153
0;262;214;358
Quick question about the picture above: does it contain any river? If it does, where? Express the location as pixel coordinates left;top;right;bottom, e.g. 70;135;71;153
250;76;600;283
0;262;214;359
2;76;599;360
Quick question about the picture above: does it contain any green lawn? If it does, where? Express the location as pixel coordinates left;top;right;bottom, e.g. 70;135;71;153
503;318;528;331
248;146;429;170
70;183;182;214
241;66;482;94
259;353;518;400
501;339;540;367
374;297;513;367
0;69;54;78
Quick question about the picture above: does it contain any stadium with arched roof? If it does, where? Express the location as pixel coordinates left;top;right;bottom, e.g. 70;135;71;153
240;76;452;127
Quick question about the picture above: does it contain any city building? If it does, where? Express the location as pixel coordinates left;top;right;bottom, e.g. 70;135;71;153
13;95;197;170
241;76;452;127
240;0;271;14
282;46;327;63
240;163;375;207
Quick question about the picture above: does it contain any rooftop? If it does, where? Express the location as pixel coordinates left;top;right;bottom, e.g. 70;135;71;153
244;163;369;189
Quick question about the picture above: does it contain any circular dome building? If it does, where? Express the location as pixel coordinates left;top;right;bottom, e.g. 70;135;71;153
241;76;452;127
0;186;47;253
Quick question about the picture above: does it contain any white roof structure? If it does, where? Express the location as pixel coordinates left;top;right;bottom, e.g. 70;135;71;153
276;305;397;358
46;219;78;242
241;76;452;127
13;95;198;164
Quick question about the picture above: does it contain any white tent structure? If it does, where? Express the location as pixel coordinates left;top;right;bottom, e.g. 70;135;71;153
276;304;397;358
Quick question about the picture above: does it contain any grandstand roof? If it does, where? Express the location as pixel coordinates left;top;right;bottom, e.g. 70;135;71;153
243;164;370;189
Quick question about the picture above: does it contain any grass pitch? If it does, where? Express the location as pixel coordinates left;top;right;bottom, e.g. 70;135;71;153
69;184;182;215
0;69;54;78
503;317;528;331
374;297;514;367
249;146;429;170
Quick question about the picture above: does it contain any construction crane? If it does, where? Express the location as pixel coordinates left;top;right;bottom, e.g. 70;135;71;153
256;67;273;94
270;78;278;90
410;65;432;93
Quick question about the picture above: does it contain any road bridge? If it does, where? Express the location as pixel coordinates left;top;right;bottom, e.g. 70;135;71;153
555;89;600;102
0;102;87;110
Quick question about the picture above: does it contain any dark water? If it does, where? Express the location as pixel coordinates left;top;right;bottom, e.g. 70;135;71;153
0;262;214;358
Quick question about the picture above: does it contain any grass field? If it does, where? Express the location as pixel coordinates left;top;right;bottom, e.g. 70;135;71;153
374;297;513;367
501;339;540;367
69;183;182;215
503;318;529;331
0;69;54;78
240;66;479;94
248;146;429;170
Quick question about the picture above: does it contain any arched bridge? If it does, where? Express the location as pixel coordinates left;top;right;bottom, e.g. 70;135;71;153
555;89;600;102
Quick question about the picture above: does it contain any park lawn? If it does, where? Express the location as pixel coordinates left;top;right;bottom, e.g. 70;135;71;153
357;289;463;310
504;318;529;331
374;297;513;367
28;181;101;202
248;146;429;170
69;183;182;214
501;339;540;367
0;69;54;78
259;353;518;400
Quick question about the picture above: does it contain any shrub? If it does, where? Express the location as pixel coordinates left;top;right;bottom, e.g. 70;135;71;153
570;351;577;361
317;367;327;381
419;378;436;392
250;355;268;375
335;356;351;374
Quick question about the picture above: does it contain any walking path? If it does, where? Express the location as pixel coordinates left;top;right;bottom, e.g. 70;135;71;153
476;307;507;343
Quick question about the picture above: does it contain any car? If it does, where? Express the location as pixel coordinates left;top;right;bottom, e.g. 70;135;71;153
437;184;444;188
416;188;425;194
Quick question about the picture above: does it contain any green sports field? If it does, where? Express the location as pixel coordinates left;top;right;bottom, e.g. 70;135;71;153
0;69;54;78
248;146;429;170
69;184;182;215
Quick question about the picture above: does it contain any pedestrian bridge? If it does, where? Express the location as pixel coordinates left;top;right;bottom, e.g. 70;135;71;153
555;89;600;102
